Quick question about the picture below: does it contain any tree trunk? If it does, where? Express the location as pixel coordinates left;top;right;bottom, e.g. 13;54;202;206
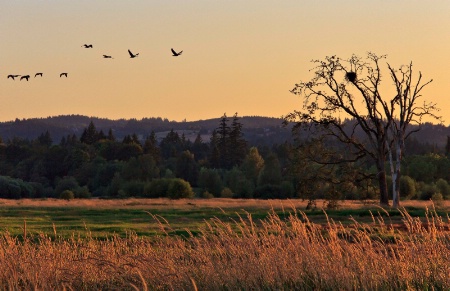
376;159;389;206
392;140;403;208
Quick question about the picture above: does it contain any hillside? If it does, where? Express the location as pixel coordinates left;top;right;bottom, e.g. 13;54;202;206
0;115;448;149
0;115;292;147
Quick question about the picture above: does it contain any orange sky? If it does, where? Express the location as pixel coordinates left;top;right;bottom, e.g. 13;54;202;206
1;1;449;124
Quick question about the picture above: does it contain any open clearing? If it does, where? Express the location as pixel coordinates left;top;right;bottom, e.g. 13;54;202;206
0;198;448;239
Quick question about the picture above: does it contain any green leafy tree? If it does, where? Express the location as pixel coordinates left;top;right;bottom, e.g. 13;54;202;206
176;150;199;186
198;167;223;197
257;153;282;186
241;147;264;187
121;154;159;182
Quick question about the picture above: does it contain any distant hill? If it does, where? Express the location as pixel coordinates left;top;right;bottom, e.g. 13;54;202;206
0;115;448;149
0;115;292;147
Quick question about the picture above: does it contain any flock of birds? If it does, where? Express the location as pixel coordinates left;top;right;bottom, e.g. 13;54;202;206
6;45;183;81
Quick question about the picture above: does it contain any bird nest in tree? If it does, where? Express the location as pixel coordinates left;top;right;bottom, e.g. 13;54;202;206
345;71;357;82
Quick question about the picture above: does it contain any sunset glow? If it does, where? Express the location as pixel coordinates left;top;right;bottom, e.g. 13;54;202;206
2;1;449;123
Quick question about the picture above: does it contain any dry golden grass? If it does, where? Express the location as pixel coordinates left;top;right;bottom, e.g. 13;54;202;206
0;206;448;290
1;197;448;211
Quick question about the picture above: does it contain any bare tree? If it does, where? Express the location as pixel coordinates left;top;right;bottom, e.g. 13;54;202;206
285;53;440;206
386;63;441;207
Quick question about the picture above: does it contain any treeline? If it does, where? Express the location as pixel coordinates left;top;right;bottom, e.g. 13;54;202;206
0;114;449;202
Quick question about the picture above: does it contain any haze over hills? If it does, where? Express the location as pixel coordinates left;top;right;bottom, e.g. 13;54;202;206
0;115;448;149
0;115;292;147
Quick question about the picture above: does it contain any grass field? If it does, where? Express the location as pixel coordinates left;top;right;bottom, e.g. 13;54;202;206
0;198;448;289
0;198;448;239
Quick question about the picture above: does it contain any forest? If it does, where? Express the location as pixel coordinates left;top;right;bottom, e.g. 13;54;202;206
0;113;449;204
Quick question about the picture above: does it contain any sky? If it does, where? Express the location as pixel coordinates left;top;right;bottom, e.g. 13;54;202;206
1;1;449;124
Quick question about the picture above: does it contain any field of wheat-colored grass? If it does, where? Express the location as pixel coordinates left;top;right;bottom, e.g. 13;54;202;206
0;200;448;290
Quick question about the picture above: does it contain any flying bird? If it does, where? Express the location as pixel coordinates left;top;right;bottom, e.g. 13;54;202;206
7;75;20;80
128;49;139;58
35;73;43;77
103;55;113;59
60;73;68;78
171;48;183;56
82;44;93;48
20;75;30;81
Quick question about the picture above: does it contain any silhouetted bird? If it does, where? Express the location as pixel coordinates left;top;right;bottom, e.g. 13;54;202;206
7;75;20;80
60;73;68;78
103;55;113;59
20;75;30;81
82;44;93;48
171;48;183;56
128;49;139;58
35;73;43;77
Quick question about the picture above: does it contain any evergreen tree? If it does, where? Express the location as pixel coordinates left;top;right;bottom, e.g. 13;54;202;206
143;131;161;164
176;150;199;186
446;136;450;157
209;129;220;168
228;113;247;167
160;129;182;158
217;113;230;168
37;130;52;147
192;133;208;161
80;121;98;145
107;128;116;141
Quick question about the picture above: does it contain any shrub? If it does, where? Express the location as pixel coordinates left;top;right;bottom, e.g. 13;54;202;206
202;191;214;199
55;176;80;196
418;183;438;200
400;175;416;199
280;181;295;199
198;168;223;197
253;184;283;199
431;193;444;206
144;178;171;198
59;190;74;200
436;179;450;198
75;186;92;199
220;187;234;198
121;180;146;197
167;179;194;199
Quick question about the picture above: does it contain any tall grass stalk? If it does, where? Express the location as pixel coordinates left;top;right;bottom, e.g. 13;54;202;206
0;209;448;290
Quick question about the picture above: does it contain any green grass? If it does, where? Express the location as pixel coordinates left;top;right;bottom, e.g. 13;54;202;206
0;204;446;239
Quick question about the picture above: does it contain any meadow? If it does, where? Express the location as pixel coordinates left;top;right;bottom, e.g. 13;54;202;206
0;198;449;290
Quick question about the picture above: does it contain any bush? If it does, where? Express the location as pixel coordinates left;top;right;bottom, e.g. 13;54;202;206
55;176;80;197
280;181;295;199
144;178;171;198
75;186;92;199
253;184;283;199
436;179;450;198
168;179;194;199
431;193;444;204
220;187;234;198
418;183;438;200
0;176;33;199
198;168;223;197
202;191;214;199
59;190;75;200
121;180;146;197
400;176;416;199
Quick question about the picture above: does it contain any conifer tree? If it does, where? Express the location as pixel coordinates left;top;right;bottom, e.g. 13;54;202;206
228;113;247;167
